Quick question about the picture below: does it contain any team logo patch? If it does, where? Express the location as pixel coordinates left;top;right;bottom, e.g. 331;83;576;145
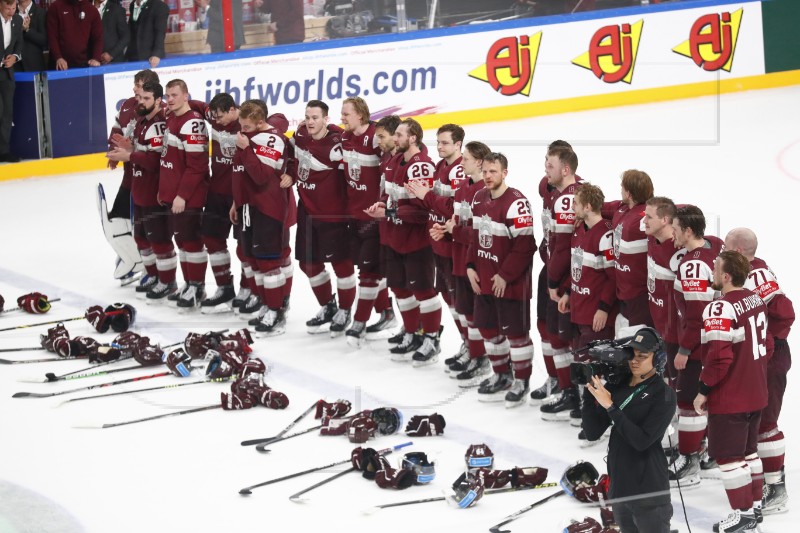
124;119;136;141
647;256;656;294
479;215;493;249
571;247;584;283
613;224;622;258
348;159;362;182
297;149;314;182
218;131;237;158
161;130;170;157
541;211;552;243
573;20;644;84
673;9;743;72
458;201;471;227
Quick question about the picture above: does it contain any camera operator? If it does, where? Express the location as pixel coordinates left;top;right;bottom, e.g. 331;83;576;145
581;328;677;533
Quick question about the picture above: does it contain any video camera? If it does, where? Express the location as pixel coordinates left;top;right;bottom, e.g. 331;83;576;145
569;337;634;386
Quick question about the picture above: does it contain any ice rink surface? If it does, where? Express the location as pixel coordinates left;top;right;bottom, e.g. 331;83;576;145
1;84;798;533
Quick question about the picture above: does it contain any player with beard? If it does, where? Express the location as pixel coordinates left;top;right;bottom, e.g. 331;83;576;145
150;79;210;307
288;100;356;338
725;228;795;515
231;100;294;336
431;141;491;384
466;153;536;407
668;205;723;487
540;146;582;421
198;93;240;313
405;124;466;365
644;197;684;386
696;251;768;532
106;68;160;286
340;98;393;340
107;81;169;297
365;118;442;365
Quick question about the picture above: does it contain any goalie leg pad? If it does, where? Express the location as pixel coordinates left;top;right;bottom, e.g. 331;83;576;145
97;183;142;279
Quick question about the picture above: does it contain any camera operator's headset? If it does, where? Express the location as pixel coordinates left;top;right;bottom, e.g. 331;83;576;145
626;326;667;376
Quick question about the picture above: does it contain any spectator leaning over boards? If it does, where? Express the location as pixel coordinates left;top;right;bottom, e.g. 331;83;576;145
95;0;128;64
1;0;23;164
258;0;304;45
126;0;167;68
15;0;47;72
46;0;103;70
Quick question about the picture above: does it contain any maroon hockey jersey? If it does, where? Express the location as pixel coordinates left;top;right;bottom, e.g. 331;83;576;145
109;96;139;190
232;128;296;225
612;203;649;301
208;113;240;197
673;236;723;360
647;236;685;344
290;124;347;222
451;177;485;277
128;110;166;207
537;176;551;263
701;289;769;414
546;182;581;295
420;157;464;257
746;258;795;342
382;151;436;254
468;187;536;300
159;110;210;208
569;220;617;326
342;123;382;221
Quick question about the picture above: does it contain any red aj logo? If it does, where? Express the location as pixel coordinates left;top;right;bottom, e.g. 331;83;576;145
573;20;644;84
673;8;743;72
469;33;543;96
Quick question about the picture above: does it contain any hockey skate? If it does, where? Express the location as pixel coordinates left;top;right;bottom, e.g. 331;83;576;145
411;328;442;368
200;284;235;314
477;372;513;402
177;282;205;311
540;387;579;421
578;428;610;449
456;357;491;388
345;321;367;348
714;509;758;533
529;376;560;405
146;281;177;303
668;452;701;488
329;309;352;338
238;294;263;319
232;287;251;312
700;446;721;480
307;297;338;334
386;326;406;344
168;283;188;305
445;343;470;374
390;331;423;362
255;308;286;338
365;299;398;340
762;467;788;515
504;378;529;409
135;274;158;298
119;269;142;287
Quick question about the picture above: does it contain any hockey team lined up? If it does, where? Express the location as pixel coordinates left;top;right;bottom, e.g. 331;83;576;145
103;68;793;533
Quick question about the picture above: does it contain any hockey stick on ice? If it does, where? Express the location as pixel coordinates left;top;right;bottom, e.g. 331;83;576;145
0;346;48;353
56;377;229;407
255;425;322;452
12;370;172;398
0;298;62;315
0;305;130;334
0;355;89;365
240;400;318;446
74;404;221;429
239;441;412;495
487;489;565;533
361;482;559;514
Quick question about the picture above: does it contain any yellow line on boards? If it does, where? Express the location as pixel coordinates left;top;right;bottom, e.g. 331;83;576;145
2;70;799;182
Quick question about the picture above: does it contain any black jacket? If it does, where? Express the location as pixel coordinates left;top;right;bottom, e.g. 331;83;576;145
100;0;129;62
582;374;677;506
126;0;168;61
15;1;47;72
1;12;24;82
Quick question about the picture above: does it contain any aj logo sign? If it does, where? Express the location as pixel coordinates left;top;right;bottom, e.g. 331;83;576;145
573;20;644;84
673;8;743;72
469;33;542;96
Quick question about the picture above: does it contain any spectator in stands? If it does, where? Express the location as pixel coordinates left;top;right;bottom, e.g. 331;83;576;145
126;0;168;67
206;0;243;53
258;0;303;45
1;0;23;163
95;0;128;64
46;0;103;70
195;0;209;30
15;0;47;72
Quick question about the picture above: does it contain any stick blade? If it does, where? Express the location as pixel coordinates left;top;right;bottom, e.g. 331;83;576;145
16;376;48;384
12;391;52;398
239;488;253;495
288;495;308;504
489;527;509;533
72;421;104;429
361;506;381;515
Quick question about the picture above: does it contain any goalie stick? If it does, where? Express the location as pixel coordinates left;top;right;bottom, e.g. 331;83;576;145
488;489;565;533
240;400;318;446
0;298;62;315
12;370;172;398
239;441;412;495
57;377;228;407
361;482;559;514
74;404;221;429
255;425;322;452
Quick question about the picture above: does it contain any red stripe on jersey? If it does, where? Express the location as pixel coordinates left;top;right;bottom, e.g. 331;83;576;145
704;317;732;331
682;279;709;292
514;215;533;229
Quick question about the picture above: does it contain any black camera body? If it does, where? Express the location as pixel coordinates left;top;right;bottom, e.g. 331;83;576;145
569;338;634;386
